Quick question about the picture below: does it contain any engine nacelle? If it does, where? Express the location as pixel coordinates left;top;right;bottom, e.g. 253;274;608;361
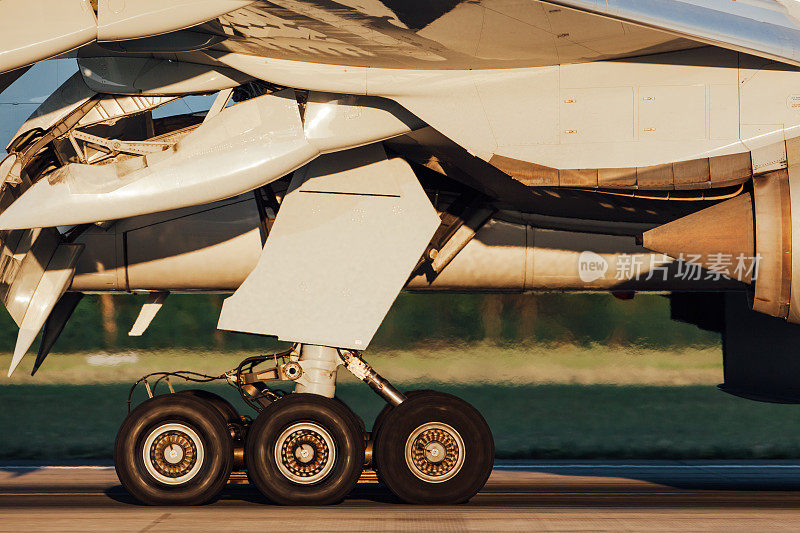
643;137;800;324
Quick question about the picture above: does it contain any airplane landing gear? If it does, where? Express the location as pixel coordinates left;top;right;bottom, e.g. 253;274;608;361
115;345;494;506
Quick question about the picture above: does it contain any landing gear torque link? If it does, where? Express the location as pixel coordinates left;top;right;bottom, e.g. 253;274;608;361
114;345;494;505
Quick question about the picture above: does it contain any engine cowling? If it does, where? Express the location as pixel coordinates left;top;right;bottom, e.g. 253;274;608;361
642;138;800;323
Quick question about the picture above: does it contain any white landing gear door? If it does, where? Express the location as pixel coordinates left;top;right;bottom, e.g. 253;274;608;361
218;143;440;350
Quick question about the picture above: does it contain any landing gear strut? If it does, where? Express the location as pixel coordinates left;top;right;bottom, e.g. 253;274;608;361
114;344;494;506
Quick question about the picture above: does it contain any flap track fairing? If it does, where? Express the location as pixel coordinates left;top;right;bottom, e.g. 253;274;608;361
0;90;422;230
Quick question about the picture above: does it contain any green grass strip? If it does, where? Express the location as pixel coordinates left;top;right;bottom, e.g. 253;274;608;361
2;384;800;461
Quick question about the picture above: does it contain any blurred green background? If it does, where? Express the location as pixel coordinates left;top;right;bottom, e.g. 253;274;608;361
0;292;718;353
6;292;800;462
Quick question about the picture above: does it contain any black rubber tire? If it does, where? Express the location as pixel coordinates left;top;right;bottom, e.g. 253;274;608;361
177;389;246;457
114;394;233;505
371;390;430;473
245;393;364;505
374;391;494;504
372;390;431;434
177;389;240;425
334;395;366;434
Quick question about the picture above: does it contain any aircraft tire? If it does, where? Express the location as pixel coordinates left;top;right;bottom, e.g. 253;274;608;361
333;395;366;434
372;390;430;435
114;393;233;505
245;393;364;505
371;390;430;472
176;389;240;425
374;391;494;504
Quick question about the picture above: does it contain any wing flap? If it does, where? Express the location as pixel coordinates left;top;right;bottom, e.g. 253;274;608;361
218;144;441;350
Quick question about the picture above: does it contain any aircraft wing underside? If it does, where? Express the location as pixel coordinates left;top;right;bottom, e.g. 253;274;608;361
544;0;800;68
208;0;700;69
6;1;800;73
0;0;798;231
208;1;800;69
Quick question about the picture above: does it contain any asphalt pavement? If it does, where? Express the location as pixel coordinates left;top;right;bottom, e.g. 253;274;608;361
4;461;800;531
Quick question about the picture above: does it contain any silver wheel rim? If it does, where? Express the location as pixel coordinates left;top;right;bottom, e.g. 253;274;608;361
142;423;205;485
404;422;465;483
274;422;336;485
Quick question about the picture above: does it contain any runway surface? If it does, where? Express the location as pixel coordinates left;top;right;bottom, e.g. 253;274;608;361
4;461;800;531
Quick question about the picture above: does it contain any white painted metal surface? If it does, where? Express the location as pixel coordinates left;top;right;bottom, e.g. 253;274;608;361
546;0;800;66
218;143;441;350
293;345;340;398
78;57;251;95
0;89;419;230
211;48;800;170
0;0;96;74
71;196;264;292
128;292;170;336
96;0;252;41
0;1;252;74
7;242;83;376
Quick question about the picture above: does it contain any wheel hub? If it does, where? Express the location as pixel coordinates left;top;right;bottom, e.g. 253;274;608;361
424;441;447;463
163;442;185;464
275;422;336;484
142;423;204;485
405;422;465;483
